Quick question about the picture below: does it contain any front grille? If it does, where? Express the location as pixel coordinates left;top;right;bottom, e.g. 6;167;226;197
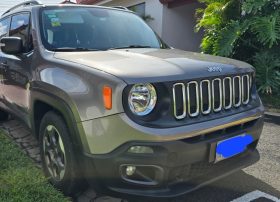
172;74;252;120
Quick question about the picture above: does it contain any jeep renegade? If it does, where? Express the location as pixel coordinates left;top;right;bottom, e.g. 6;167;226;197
0;1;264;198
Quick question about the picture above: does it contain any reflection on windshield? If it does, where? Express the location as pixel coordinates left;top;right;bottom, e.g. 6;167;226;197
40;7;165;51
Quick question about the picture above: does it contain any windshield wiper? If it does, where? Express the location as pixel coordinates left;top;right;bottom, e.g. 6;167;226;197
108;45;152;50
51;47;100;52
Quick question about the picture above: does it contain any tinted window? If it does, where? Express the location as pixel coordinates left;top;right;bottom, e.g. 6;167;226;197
0;18;11;39
10;13;31;52
40;7;164;51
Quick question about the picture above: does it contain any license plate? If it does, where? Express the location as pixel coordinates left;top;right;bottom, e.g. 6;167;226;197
215;134;253;162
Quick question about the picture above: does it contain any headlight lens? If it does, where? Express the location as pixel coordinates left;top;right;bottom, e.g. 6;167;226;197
128;83;157;116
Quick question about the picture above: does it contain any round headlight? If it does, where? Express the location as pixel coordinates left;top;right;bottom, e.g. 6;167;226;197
128;83;157;116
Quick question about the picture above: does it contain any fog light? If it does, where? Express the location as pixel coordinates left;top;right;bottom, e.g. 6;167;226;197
128;146;154;154
126;166;136;176
120;165;164;186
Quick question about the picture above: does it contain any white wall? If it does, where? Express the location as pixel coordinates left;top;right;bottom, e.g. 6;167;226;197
161;2;203;52
0;0;61;16
99;0;164;36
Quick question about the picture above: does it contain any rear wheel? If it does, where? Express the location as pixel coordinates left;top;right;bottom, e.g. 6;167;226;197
39;111;84;195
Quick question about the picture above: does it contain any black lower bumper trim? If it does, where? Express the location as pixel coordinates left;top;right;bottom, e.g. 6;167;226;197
108;150;260;198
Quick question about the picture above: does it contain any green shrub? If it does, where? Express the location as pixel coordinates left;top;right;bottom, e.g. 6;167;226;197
196;0;280;95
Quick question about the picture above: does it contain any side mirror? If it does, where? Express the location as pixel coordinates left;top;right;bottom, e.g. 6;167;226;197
0;37;23;55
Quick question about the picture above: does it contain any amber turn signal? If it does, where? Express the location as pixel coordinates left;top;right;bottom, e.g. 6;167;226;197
103;86;112;110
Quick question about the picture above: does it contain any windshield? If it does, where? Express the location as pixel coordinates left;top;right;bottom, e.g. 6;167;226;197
40;7;165;51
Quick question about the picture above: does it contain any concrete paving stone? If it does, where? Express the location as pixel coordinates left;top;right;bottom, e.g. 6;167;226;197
76;195;92;202
11;130;31;137
14;134;38;145
83;189;97;199
8;125;24;133
21;141;38;148
26;147;40;155
2;120;21;129
94;196;124;202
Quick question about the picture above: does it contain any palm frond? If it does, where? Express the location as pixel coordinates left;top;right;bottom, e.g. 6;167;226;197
195;2;225;31
250;12;280;48
242;0;269;14
253;51;280;94
201;34;216;54
214;20;248;56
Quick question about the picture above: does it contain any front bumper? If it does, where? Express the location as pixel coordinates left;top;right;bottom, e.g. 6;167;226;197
81;114;264;198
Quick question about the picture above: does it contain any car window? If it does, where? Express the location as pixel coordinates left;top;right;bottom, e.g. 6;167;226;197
9;13;32;52
0;17;11;39
40;7;164;51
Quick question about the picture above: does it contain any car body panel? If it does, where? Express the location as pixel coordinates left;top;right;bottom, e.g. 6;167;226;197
54;48;254;84
82;105;264;154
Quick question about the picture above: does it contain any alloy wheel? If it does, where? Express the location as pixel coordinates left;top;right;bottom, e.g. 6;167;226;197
43;125;66;181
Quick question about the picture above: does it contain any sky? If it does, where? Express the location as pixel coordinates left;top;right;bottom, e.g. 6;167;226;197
0;0;68;15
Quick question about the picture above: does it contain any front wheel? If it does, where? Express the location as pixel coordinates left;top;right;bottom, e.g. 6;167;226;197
39;111;84;195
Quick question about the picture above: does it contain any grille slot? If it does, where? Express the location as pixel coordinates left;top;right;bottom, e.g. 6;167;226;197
200;80;211;115
187;81;199;117
173;83;187;119
212;78;222;112
242;75;250;105
233;76;242;107
172;74;252;120
223;77;232;109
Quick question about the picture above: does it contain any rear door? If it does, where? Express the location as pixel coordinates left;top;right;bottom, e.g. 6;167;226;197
1;12;33;122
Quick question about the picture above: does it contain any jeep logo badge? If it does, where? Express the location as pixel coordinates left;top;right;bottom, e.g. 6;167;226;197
208;67;222;72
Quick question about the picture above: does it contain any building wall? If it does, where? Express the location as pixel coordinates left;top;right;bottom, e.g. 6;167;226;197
99;0;164;36
161;2;203;52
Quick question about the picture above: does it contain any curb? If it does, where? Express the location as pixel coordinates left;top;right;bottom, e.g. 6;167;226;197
264;112;280;125
265;111;280;117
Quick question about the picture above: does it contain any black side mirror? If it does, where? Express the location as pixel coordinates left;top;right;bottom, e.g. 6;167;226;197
0;37;23;55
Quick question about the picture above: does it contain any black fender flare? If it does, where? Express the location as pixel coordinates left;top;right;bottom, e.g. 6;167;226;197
30;83;90;153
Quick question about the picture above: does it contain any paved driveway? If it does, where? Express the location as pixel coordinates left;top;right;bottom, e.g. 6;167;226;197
1;114;279;202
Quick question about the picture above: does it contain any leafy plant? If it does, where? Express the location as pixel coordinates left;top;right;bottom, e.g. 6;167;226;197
196;0;280;95
253;52;280;94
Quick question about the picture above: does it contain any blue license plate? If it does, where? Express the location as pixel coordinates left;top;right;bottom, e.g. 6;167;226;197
215;134;253;162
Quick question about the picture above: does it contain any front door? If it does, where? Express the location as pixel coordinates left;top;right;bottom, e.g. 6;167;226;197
1;13;33;123
0;17;11;110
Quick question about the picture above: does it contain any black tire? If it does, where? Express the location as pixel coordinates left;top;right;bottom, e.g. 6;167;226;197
39;111;84;195
0;109;9;122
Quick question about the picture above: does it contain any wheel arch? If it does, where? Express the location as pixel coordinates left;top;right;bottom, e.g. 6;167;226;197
30;88;90;153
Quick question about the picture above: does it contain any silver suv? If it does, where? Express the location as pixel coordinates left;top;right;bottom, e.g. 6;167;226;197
0;1;264;198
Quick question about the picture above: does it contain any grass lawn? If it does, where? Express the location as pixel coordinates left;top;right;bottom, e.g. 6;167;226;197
0;131;69;202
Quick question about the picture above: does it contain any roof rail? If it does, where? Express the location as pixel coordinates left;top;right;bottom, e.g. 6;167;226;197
2;1;42;16
112;6;130;11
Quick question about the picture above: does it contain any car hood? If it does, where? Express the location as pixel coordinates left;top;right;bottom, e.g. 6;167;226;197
54;48;253;84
